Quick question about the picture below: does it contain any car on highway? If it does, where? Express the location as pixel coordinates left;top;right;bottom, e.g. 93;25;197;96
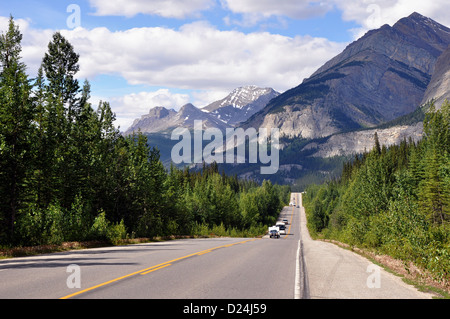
282;219;289;225
276;222;286;235
269;229;280;238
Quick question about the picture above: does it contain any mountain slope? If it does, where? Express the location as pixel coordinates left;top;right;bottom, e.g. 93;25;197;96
244;12;450;139
422;45;450;109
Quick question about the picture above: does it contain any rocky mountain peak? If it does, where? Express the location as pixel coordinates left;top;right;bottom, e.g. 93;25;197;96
178;103;197;114
244;13;450;139
147;106;172;118
204;86;278;112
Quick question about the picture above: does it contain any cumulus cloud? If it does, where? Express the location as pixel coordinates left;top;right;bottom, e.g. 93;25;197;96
56;22;344;94
88;0;215;18
333;0;450;38
98;89;190;130
222;0;331;20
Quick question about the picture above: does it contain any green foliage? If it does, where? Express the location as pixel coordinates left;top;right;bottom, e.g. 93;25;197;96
303;100;450;283
0;17;36;242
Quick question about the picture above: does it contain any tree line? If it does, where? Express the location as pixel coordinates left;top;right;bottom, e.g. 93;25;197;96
0;17;290;247
303;101;450;283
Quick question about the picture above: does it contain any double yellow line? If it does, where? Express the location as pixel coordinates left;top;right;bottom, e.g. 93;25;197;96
60;238;258;299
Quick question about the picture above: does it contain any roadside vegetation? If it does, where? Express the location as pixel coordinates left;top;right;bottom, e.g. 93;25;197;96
303;100;450;292
0;17;290;252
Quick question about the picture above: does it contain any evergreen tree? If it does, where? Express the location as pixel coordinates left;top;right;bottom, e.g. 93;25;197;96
41;32;82;208
0;17;35;241
373;131;381;155
42;32;80;114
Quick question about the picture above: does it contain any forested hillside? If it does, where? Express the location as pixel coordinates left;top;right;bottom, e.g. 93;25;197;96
304;101;450;284
0;17;290;247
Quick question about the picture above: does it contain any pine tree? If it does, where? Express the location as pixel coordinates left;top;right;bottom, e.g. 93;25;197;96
373;131;381;156
41;32;82;208
42;32;80;114
419;100;450;224
419;146;448;224
0;17;35;241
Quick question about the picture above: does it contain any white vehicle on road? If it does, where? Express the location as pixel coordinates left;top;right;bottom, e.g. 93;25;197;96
276;222;286;235
268;226;280;238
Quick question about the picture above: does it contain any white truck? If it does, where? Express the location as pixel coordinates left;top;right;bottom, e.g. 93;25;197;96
268;226;280;238
276;221;286;235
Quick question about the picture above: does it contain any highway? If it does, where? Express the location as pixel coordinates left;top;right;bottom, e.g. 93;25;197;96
0;193;434;300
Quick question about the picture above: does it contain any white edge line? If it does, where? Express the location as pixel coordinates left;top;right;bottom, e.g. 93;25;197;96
295;239;301;299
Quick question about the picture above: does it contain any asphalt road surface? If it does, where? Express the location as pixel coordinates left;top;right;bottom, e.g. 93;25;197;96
0;193;433;299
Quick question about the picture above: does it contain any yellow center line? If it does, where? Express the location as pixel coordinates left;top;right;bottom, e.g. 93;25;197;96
140;264;171;275
60;238;259;299
197;250;212;255
284;204;295;239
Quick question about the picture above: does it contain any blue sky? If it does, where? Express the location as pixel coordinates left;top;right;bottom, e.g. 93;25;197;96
1;0;449;131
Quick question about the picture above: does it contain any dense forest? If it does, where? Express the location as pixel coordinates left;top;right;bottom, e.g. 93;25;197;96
0;17;290;247
303;101;450;284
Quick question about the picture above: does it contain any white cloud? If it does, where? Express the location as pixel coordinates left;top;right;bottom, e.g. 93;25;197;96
88;0;215;18
56;22;344;95
192;89;231;108
333;0;450;39
95;89;191;130
222;0;332;21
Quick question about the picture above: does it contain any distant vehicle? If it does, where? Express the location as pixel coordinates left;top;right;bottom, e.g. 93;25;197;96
282;219;289;225
289;202;294;206
269;229;280;238
276;222;286;235
268;226;280;238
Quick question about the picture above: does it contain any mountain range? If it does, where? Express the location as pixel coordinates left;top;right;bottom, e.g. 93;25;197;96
124;12;450;188
124;85;279;135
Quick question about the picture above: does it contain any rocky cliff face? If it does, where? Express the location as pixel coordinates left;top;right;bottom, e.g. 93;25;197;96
422;45;450;109
245;12;450;139
302;122;423;158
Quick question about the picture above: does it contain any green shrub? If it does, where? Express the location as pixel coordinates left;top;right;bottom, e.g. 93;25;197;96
106;220;127;245
89;211;109;241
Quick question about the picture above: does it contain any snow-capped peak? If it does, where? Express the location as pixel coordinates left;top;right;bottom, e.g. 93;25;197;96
219;85;274;109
